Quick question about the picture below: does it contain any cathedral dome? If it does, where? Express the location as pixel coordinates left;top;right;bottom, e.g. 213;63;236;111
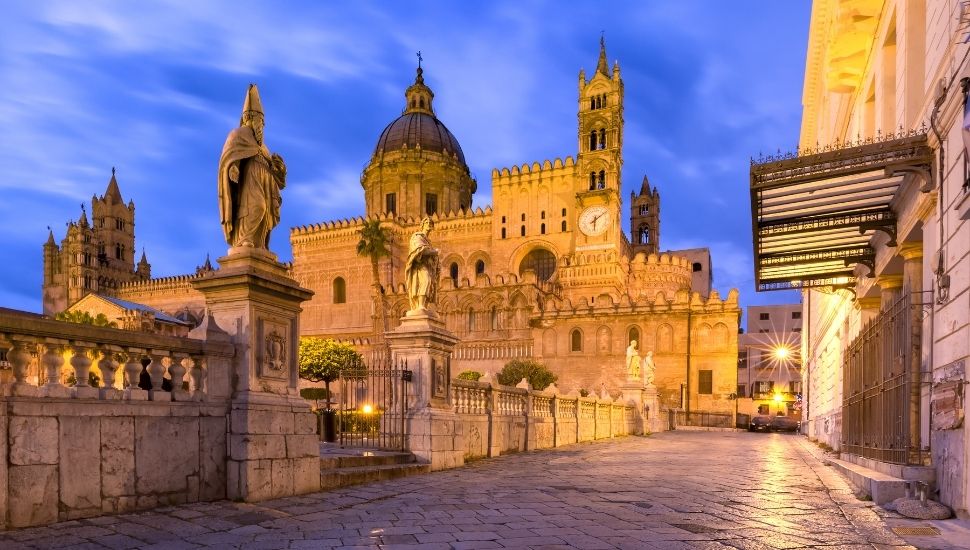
374;111;467;168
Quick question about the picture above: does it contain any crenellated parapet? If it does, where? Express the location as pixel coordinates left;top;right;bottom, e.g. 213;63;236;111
290;206;495;244
491;156;577;188
535;287;740;319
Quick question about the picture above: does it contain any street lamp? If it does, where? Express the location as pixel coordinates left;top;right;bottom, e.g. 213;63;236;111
773;346;790;360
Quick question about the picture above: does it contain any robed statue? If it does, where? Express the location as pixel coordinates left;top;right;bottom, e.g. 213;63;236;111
218;84;287;250
625;340;641;380
642;350;656;386
405;218;440;314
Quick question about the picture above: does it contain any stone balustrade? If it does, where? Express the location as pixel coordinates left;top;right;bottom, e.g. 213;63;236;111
0;309;233;402
451;379;641;459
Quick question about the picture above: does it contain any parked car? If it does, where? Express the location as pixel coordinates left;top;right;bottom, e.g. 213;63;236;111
769;415;800;433
748;415;773;432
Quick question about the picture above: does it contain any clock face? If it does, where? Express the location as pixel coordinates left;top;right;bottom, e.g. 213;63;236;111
578;205;611;236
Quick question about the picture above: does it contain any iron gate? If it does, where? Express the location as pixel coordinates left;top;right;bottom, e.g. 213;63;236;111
336;351;410;451
841;291;928;465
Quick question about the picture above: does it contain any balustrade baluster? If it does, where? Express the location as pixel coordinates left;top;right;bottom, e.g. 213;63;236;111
169;353;189;401
123;348;148;401
70;343;99;399
7;338;38;397
97;346;122;400
146;351;170;401
189;355;206;400
40;341;71;398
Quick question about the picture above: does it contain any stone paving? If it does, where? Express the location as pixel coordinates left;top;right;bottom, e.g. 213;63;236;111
0;431;940;549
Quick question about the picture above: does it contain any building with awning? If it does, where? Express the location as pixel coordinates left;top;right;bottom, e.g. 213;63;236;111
751;0;970;515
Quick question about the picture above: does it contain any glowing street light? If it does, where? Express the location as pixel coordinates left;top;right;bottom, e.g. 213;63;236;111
773;393;784;403
773;346;790;360
361;404;374;415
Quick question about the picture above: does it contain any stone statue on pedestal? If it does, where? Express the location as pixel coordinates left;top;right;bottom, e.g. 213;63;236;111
642;350;656;386
218;83;287;250
625;340;641;380
405;218;440;314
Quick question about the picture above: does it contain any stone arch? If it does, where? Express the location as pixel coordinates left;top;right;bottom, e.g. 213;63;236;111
596;325;611;354
570;327;584;353
657;323;673;353
695;323;713;352
713;322;730;351
507;239;561;276
627;325;641;346
468;250;490;277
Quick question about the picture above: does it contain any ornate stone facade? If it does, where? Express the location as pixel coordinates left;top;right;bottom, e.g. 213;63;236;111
290;43;740;412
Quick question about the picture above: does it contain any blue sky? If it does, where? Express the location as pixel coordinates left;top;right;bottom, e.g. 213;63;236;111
0;1;809;313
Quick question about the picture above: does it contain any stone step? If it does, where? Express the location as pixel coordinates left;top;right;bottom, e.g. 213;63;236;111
319;452;415;470
825;457;908;504
320;463;431;490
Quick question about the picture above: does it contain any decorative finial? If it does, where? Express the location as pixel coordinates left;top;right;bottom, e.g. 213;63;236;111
417;50;422;69
112;166;116;176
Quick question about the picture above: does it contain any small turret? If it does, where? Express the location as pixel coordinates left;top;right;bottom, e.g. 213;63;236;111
136;249;151;279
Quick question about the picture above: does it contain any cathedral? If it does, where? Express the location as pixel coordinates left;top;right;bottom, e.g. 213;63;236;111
43;42;740;413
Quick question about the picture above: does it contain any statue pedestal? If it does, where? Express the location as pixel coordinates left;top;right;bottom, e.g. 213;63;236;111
386;311;464;470
192;248;320;501
643;385;664;433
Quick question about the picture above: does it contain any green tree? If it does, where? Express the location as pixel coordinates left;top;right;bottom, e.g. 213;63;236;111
55;310;117;328
356;220;391;351
457;370;483;381
497;358;557;390
298;337;361;409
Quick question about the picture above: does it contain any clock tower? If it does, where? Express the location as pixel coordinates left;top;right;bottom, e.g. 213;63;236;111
575;36;623;251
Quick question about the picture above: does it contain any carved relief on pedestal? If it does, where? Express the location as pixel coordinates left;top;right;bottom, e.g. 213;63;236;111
257;317;290;380
431;356;449;399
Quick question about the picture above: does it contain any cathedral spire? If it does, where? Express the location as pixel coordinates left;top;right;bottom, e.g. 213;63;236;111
596;34;610;76
78;204;89;228
404;53;435;115
104;166;124;204
45;226;56;247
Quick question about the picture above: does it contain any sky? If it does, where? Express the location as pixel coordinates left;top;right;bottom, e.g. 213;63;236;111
0;1;810;314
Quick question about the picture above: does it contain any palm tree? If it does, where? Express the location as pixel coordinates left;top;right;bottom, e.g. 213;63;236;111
357;219;391;352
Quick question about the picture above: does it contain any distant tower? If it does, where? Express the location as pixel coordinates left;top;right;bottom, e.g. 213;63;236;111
42;169;151;315
630;176;660;255
577;36;624;195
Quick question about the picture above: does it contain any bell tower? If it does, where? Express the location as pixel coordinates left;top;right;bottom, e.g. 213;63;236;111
630;176;660;256
574;37;624;249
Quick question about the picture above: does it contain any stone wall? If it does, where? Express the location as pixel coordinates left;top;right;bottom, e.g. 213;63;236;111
452;379;642;460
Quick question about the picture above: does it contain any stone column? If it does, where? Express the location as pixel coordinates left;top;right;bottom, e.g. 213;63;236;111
191;248;318;501
876;274;904;310
898;242;926;454
385;311;463;470
855;297;882;327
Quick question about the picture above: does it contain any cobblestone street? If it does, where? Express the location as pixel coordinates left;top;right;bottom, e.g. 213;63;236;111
0;431;929;549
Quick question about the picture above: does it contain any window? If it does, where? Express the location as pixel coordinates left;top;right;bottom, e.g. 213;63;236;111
116;219;125;230
425;193;438;216
789;381;802;394
561;221;567;232
541;211;545;219
758;404;770;415
520;225;525;237
332;277;346;304
449;263;459;284
475;260;485;275
628;326;640;344
519;248;556;282
598;128;606;149
638;225;649;245
570;329;583;352
385;193;397;215
540;223;546;234
737;351;748;369
589;98;595;110
692;262;702;272
737;384;746;398
598;170;605;189
792;311;802;319
501;216;506;223
639;204;648;215
501;228;506;239
490;306;498;331
467;308;475;332
521;213;526;221
759;312;770;321
793;327;802;333
698;370;713;395
755;381;773;394
115;243;123;260
561;208;567;217
589;172;596;190
589;131;597;151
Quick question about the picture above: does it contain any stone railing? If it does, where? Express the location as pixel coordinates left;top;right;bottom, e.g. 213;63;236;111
452;378;641;459
0;308;235;529
0;309;233;402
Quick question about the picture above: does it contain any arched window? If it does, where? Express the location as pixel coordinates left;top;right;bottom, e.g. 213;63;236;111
419;98;425;109
520;225;525;237
490;306;498;331
540;211;545;219
638;224;649;244
501;216;506;223
561;208;567;217
601;95;607;107
449;262;459;284
561;220;567;232
410;99;416;108
570;329;583;352
475;259;485;275
115;243;123;260
521;213;526;221
589;98;595;110
598;128;606;149
501;228;506;239
540;223;546;234
628;326;640;345
692;262;703;272
589;172;596;190
589;131;597;151
467;308;475;332
598;170;605;189
519;248;556;282
639;204;649;215
332;277;346;304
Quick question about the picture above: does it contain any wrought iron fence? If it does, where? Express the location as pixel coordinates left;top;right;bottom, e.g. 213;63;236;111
842;291;928;465
336;351;409;451
673;410;733;428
